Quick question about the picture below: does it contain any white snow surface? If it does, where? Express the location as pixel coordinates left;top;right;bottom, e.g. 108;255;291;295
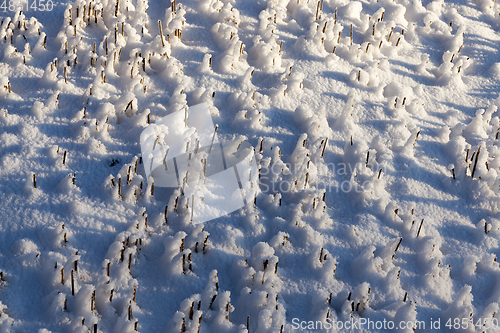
1;0;500;331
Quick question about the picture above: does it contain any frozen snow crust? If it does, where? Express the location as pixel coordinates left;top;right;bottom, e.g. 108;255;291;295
1;0;500;331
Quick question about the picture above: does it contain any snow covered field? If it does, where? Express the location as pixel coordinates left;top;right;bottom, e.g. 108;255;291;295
1;0;500;331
